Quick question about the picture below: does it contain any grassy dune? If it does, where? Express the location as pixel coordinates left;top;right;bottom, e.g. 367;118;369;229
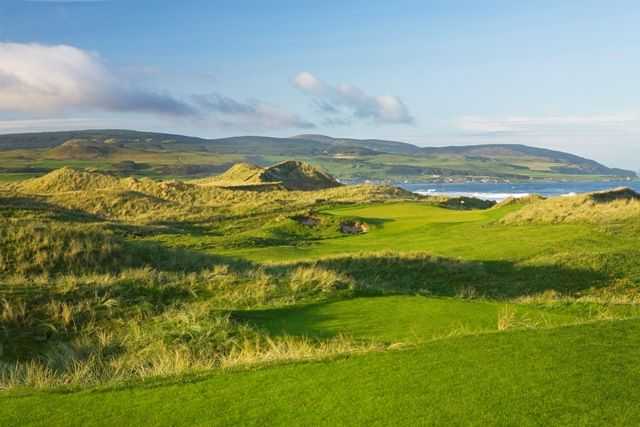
3;168;640;425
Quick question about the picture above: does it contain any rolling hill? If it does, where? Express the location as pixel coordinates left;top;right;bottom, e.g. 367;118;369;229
0;129;634;181
193;160;341;191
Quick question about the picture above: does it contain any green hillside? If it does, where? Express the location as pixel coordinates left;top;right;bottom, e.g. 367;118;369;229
0;129;634;182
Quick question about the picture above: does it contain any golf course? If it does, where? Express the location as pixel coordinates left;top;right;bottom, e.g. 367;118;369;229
2;164;640;426
5;1;640;424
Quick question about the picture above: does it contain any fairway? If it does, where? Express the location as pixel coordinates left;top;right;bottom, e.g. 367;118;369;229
218;201;615;264
235;295;584;343
4;319;640;426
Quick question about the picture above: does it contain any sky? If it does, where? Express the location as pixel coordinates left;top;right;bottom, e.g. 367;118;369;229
0;0;639;169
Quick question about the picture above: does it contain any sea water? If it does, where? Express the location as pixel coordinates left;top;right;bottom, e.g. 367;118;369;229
399;180;640;201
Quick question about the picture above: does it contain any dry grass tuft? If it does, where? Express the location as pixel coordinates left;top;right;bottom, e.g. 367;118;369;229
221;335;378;369
502;188;640;225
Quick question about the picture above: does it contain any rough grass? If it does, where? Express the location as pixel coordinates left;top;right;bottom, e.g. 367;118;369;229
494;193;546;207
0;264;363;389
196;160;340;191
3;167;420;222
502;187;640;224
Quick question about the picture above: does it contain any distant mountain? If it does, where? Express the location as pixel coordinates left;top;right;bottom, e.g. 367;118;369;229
293;134;423;156
0;129;634;179
420;144;634;177
0;129;208;151
293;135;634;177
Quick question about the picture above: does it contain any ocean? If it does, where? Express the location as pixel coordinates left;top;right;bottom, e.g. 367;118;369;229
399;180;640;201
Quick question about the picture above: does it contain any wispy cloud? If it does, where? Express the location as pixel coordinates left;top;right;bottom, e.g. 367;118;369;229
193;93;315;130
0;118;109;133
293;71;414;125
456;113;640;135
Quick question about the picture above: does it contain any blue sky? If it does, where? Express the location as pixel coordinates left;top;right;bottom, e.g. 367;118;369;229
1;0;639;168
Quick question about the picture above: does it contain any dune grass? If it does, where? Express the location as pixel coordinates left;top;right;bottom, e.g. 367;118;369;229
502;188;640;224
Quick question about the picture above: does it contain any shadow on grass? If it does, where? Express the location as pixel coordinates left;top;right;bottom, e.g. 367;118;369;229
263;253;608;299
233;253;609;338
225;215;395;250
232;301;343;340
0;194;101;223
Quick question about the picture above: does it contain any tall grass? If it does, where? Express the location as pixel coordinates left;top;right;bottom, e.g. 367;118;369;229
0;259;363;390
501;190;640;224
0;222;126;275
6;167;421;223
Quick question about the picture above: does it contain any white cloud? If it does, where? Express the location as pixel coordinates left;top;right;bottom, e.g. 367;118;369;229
456;113;640;135
0;118;108;133
0;42;316;131
293;71;322;92
293;71;414;125
0;42;194;116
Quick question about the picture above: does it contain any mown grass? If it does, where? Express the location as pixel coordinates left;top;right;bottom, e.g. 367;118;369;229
234;295;588;344
216;202;618;265
3;319;640;426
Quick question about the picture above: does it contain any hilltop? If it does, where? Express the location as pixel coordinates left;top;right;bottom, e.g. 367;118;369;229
194;160;341;191
211;162;265;184
15;166;122;193
0;129;634;182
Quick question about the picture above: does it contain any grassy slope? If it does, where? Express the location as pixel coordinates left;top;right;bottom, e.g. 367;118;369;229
215;202;608;263
152;201;640;300
235;295;583;343
3;319;640;426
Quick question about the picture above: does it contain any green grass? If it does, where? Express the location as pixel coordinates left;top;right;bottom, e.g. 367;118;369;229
235;295;585;343
216;202;612;264
4;319;640;426
0;173;41;182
